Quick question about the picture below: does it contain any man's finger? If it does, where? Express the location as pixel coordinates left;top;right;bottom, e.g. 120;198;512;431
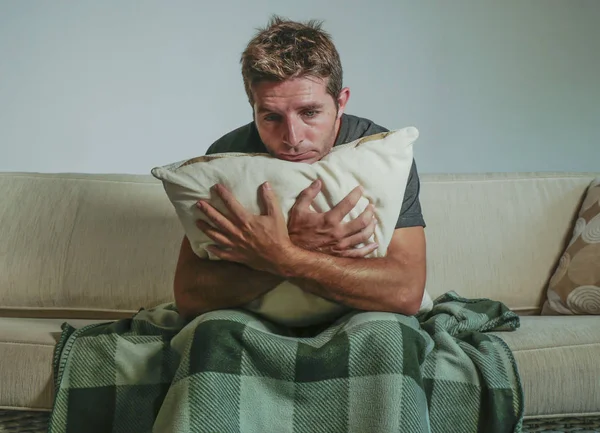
327;185;363;223
341;204;375;237
196;200;238;236
336;242;379;258
292;179;322;211
337;217;377;250
261;182;287;225
261;182;282;218
196;220;234;247
212;184;250;224
206;245;235;262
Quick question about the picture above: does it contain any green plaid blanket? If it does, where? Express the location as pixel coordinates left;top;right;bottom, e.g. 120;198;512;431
48;291;524;433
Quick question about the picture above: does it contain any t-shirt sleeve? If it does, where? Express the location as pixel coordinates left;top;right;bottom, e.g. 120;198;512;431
204;142;218;155
395;158;426;229
204;122;262;156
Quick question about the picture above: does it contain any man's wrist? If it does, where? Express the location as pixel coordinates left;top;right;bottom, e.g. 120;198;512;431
273;244;312;279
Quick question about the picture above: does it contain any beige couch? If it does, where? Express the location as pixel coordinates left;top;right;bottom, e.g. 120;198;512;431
1;171;599;430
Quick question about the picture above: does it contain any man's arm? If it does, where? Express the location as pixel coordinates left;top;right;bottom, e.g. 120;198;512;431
287;226;426;315
173;235;284;319
284;179;426;314
174;181;380;319
197;182;426;317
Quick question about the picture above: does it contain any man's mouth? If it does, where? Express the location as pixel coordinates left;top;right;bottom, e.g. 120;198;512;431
279;151;317;162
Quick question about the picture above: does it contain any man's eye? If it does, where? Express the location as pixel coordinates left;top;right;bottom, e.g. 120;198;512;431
264;114;280;122
304;110;318;118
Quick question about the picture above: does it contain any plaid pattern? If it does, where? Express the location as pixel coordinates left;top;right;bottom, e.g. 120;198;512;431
48;291;524;433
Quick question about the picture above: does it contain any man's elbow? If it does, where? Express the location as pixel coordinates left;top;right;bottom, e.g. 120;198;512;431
173;281;205;321
397;298;421;317
174;288;194;321
391;284;424;316
175;294;212;321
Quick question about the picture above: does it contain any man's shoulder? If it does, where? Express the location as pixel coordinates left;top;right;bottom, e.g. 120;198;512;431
340;114;425;229
343;113;389;132
335;114;389;145
205;122;266;155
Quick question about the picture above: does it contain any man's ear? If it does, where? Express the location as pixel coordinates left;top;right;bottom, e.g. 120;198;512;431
336;87;350;118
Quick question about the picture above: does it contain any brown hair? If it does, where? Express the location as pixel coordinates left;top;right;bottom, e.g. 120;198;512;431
240;15;343;107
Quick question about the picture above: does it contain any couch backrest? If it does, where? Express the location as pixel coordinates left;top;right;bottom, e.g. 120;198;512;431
0;171;597;319
419;172;597;314
0;172;183;319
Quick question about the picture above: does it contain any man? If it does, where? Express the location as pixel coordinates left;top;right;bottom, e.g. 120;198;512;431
173;16;426;322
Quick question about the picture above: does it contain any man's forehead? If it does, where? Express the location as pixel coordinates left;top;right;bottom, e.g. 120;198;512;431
255;100;325;114
253;76;329;101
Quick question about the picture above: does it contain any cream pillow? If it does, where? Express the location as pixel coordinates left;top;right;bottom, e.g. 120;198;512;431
542;177;600;315
151;127;433;326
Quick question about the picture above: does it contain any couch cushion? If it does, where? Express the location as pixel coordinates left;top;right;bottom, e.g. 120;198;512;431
0;317;109;410
490;316;600;418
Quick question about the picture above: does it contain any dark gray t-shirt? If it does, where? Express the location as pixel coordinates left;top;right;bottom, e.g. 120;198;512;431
205;114;425;228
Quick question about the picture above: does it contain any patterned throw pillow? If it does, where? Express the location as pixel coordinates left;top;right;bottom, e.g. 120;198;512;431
543;178;600;314
152;127;433;326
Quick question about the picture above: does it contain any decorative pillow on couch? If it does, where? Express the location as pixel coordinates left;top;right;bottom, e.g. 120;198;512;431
151;126;433;326
543;177;600;315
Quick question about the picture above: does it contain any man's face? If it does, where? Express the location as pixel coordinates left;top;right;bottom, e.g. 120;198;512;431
251;76;350;164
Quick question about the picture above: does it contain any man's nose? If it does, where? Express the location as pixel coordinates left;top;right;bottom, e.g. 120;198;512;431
283;118;303;148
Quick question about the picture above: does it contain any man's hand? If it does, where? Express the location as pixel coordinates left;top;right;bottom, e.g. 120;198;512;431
196;182;295;275
287;179;378;258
